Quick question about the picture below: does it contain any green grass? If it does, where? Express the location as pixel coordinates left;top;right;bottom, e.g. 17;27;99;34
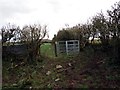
40;43;55;57
40;43;79;58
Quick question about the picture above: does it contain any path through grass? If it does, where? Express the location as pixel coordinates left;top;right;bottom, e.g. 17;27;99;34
40;43;55;57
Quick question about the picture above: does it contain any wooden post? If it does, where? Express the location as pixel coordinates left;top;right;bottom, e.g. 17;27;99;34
54;42;57;57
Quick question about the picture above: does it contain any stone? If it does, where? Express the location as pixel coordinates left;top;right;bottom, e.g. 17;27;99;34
68;63;72;66
55;78;60;82
46;71;51;75
56;65;62;69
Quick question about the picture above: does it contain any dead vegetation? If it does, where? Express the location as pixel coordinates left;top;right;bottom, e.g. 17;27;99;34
2;49;120;89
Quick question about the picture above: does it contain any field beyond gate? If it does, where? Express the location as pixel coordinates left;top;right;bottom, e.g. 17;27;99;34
40;43;55;57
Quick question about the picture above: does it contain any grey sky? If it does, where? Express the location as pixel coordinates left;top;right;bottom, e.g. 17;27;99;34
0;0;120;39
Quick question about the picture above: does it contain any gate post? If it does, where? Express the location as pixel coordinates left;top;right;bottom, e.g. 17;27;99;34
66;41;68;55
55;42;57;57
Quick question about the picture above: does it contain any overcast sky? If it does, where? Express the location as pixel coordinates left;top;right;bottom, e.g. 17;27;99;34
0;0;120;39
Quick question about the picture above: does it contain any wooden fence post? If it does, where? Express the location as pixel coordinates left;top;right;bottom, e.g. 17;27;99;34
54;42;57;57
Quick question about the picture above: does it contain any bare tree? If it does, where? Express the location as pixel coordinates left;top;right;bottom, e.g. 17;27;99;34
107;1;120;61
107;1;120;38
91;13;110;50
21;24;48;62
1;23;21;45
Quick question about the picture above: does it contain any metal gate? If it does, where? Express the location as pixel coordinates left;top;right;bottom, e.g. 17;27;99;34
56;40;79;55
